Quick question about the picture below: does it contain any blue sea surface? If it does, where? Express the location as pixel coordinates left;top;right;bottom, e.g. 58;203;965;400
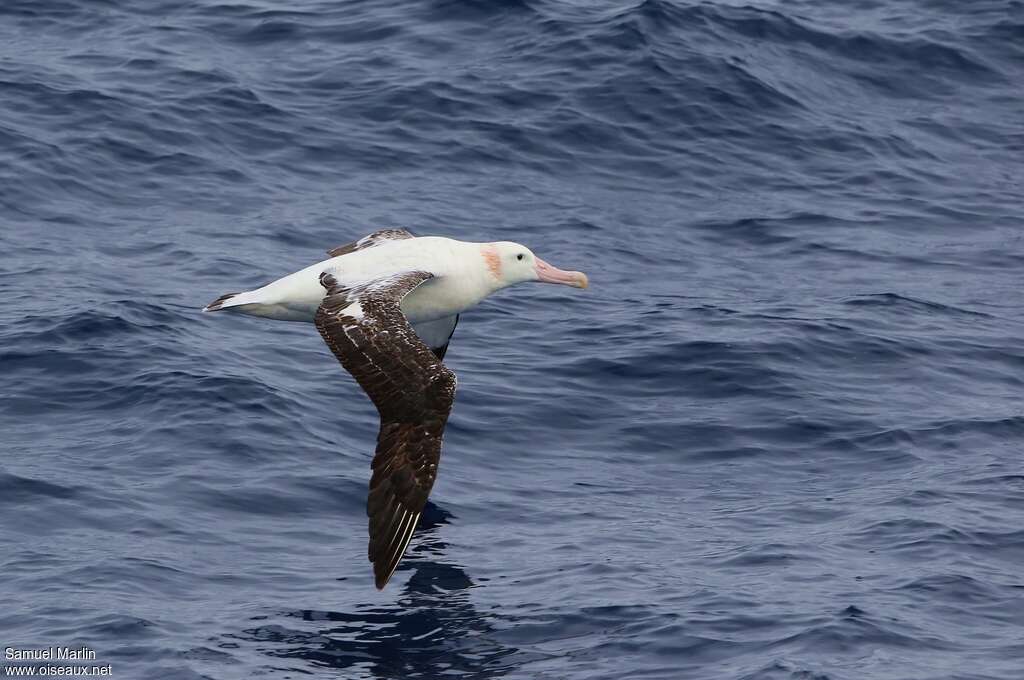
2;1;1024;678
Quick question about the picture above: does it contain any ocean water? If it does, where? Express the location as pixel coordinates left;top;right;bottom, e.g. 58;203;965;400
2;0;1023;678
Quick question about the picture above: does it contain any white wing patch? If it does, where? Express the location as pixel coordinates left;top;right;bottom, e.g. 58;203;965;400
365;272;414;294
341;301;364;320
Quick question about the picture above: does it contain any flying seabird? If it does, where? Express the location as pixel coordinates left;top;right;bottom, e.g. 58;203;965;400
203;229;588;588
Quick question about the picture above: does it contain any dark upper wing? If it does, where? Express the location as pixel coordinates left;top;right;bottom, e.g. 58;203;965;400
326;228;415;258
314;269;456;589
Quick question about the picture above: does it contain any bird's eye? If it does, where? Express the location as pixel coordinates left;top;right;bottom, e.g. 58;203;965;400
516;253;525;261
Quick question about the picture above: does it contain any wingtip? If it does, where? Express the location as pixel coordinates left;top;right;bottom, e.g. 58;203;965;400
374;563;396;590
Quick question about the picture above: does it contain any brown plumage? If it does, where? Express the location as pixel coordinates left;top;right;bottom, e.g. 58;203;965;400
314;270;456;589
326;228;415;259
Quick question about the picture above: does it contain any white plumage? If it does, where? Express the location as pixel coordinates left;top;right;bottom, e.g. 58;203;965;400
206;236;504;326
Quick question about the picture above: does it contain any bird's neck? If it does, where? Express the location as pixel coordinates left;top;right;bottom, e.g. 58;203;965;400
401;242;503;323
456;241;513;303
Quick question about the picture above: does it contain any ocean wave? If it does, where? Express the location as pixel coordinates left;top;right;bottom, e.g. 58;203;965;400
3;0;1024;678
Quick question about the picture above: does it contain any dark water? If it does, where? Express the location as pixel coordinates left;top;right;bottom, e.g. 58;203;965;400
2;0;1023;678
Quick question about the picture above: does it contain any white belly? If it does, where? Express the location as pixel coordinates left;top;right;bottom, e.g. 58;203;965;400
401;277;477;324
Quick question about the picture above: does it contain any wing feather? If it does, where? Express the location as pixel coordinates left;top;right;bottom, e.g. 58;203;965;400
314;269;456;589
326;228;415;258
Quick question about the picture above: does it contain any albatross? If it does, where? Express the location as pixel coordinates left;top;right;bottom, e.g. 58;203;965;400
203;229;588;589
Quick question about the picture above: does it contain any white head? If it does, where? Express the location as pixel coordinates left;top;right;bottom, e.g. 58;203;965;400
481;241;588;290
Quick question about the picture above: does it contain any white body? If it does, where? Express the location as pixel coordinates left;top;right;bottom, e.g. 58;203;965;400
207;234;587;350
218;237;499;325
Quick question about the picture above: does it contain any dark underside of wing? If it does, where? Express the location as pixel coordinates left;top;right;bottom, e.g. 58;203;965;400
314;270;457;589
433;341;451;361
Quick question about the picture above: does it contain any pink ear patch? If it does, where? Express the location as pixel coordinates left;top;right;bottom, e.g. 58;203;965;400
482;245;502;280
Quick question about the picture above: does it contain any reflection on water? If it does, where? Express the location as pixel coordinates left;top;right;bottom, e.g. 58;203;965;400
237;503;522;678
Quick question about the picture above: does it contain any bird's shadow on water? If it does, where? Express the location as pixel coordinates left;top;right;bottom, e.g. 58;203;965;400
235;503;524;679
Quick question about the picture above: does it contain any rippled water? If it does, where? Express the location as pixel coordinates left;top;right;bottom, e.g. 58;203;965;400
2;1;1023;678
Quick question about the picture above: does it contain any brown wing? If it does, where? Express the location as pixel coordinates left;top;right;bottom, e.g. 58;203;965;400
326;228;415;258
314;270;457;589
